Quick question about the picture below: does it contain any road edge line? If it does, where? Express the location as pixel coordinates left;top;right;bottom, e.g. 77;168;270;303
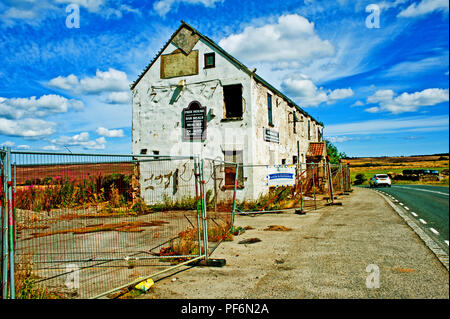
377;192;449;272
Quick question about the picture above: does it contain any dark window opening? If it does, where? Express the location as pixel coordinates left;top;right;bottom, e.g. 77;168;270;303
140;149;147;155
308;120;311;140
204;53;215;69
281;159;286;165
268;93;273;126
293;156;298;164
153;150;160;159
223;84;243;119
224;150;244;188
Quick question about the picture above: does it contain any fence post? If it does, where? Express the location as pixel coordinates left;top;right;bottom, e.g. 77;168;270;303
327;161;334;204
200;158;209;259
1;147;9;298
193;157;203;258
212;160;217;215
299;162;303;212
312;163;317;210
231;163;239;227
6;149;14;298
339;162;344;193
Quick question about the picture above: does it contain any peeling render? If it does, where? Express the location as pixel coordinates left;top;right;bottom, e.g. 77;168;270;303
132;24;324;204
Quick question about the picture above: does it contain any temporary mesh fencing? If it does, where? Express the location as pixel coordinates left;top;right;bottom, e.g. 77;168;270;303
1;148;352;299
1;150;213;299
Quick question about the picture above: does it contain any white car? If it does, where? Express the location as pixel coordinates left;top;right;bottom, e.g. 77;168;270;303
369;174;391;188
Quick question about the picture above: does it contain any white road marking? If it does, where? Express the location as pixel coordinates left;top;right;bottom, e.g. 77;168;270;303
393;186;449;197
411;212;418;217
419;219;427;224
430;228;439;235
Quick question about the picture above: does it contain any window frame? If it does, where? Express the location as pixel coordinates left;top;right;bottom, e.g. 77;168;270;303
204;52;215;69
268;93;273;127
222;84;243;120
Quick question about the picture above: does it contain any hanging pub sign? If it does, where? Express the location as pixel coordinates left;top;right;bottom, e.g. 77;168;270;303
182;101;207;141
264;128;279;143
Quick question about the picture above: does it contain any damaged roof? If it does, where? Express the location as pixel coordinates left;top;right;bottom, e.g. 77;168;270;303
131;21;323;126
307;142;326;157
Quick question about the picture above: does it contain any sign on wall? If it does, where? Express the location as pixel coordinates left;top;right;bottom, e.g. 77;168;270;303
264;128;279;143
160;50;199;79
266;165;296;187
182;101;207;141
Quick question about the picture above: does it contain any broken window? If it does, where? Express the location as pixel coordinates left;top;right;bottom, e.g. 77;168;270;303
293;156;298;164
224;150;244;188
268;93;273;126
204;52;215;68
308;120;311;140
223;84;243;119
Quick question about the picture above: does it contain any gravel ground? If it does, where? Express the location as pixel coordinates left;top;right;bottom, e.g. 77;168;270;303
142;187;449;299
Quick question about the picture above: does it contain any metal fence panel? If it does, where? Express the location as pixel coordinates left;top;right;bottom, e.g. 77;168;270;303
9;151;204;299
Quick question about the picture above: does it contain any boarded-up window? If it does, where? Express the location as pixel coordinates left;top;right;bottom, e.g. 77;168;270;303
268;93;273;126
223;84;243;119
160;50;199;79
224;150;244;188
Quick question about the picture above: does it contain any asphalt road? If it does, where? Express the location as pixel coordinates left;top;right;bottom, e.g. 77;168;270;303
369;184;449;252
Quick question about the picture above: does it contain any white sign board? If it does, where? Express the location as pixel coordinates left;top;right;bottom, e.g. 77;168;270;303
266;165;296;187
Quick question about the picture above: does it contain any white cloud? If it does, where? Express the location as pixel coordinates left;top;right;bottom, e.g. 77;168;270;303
0;118;56;138
55;0;106;13
326;136;354;143
351;100;364;107
105;91;131;104
42;145;60;151
281;74;353;107
219;14;334;67
1;141;15;147
398;0;449;17
96;127;124;138
365;88;449;114
0;94;84;119
325;115;449;136
50;132;106;150
153;0;222;17
16;144;31;150
48;68;130;95
383;54;449;77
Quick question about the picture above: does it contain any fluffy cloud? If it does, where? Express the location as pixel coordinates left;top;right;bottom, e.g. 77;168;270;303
42;145;60;151
326;136;354;143
365;88;449;114
398;0;449;17
281;74;353;107
48;68;130;95
0;94;84;119
50;132;106;150
153;0;222;17
325;115;449;136
105;91;131;104
219;14;334;67
0;0;139;27
0;118;56;139
96;127;124;138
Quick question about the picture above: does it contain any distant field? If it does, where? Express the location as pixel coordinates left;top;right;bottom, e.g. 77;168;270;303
346;154;449;186
14;162;134;185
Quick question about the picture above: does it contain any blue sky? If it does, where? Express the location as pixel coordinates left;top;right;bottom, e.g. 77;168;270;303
0;0;448;157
